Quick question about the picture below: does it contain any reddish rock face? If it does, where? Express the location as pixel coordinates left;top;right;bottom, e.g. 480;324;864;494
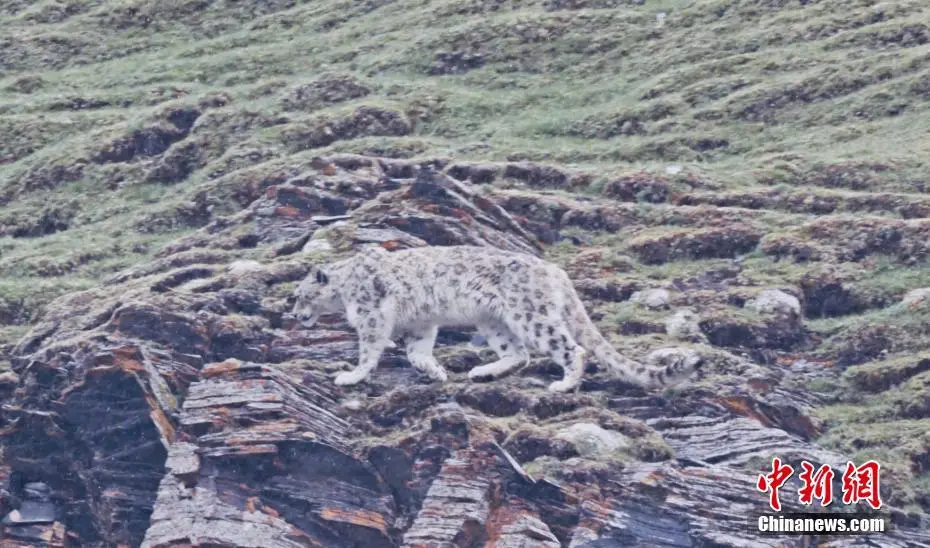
1;158;926;547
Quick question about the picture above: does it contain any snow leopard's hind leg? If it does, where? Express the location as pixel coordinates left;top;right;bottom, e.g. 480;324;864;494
538;319;586;393
468;319;530;380
505;312;585;393
404;325;448;381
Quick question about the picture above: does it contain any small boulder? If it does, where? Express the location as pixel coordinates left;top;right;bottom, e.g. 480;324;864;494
901;288;930;310
555;423;630;459
630;288;671;309
746;289;802;318
610;254;637;272
665;309;704;342
302;238;334;254
226;260;265;277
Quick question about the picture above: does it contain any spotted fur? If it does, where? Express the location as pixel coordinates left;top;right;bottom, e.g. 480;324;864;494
293;245;698;392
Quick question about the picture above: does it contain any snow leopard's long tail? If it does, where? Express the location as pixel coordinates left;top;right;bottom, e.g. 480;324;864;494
566;290;696;388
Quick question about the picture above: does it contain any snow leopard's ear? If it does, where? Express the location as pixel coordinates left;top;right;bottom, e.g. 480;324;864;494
315;268;329;285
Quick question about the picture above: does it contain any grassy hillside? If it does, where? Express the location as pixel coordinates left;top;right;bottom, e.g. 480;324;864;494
2;0;930;515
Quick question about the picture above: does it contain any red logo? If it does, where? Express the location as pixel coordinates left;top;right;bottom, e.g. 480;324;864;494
841;460;883;510
798;461;835;506
758;458;883;511
757;457;794;511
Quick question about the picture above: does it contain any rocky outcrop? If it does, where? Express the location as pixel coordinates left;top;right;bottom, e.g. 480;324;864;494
1;157;928;546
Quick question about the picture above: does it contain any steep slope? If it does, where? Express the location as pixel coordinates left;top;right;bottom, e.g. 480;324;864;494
2;160;927;546
1;0;930;546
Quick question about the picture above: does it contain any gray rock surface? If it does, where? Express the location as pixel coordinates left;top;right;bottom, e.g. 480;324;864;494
1;158;927;547
631;288;671;309
746;288;803;318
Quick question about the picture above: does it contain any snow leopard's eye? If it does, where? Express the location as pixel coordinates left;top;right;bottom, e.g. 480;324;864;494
315;269;329;285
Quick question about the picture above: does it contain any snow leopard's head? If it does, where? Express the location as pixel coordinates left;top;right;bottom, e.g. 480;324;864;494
292;265;341;328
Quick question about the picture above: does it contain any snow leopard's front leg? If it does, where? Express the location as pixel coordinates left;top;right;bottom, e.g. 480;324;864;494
335;311;394;387
405;325;448;382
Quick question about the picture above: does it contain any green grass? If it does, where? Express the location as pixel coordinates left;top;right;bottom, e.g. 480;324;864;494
4;0;927;360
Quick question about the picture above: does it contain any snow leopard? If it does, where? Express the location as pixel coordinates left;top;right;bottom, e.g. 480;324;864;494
292;245;699;392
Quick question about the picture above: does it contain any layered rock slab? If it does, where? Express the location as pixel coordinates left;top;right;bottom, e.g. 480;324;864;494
1;156;928;547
